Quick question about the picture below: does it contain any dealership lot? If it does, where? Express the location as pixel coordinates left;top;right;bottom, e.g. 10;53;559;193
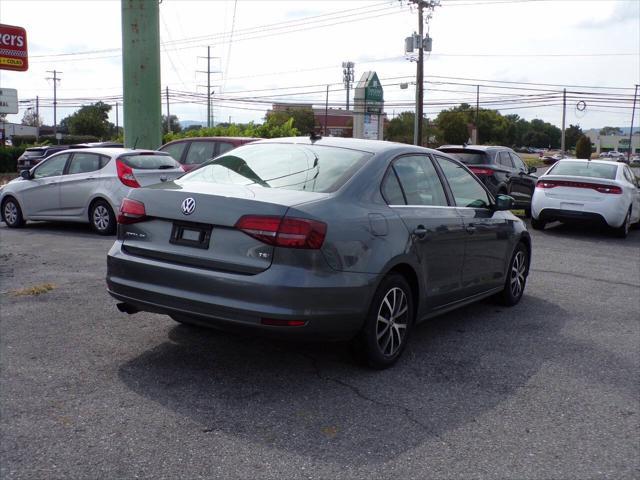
0;222;638;479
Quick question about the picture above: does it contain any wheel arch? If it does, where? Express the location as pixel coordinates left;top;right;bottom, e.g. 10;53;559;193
379;260;422;323
87;195;116;221
1;194;26;221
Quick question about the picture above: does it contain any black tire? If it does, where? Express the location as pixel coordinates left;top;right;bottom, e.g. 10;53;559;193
497;242;529;306
1;197;25;228
90;200;116;235
613;208;631;239
523;206;532;218
353;273;414;369
530;217;545;230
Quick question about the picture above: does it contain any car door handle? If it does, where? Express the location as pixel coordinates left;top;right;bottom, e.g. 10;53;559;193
413;225;428;239
466;225;476;234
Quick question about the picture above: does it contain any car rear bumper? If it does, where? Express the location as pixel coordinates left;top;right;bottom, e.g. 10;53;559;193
106;241;378;340
532;191;628;227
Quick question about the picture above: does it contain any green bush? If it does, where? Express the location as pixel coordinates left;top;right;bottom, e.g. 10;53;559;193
163;118;299;144
575;135;592;159
0;146;26;173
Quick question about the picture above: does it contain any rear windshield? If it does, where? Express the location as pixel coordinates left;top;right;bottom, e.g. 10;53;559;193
120;154;180;170
24;148;46;157
439;150;489;165
548;161;618;180
179;143;371;193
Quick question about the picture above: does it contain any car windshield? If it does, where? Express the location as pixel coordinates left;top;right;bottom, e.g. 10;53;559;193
439;150;489;165
548;161;618;180
179;143;371;193
120;154;180;170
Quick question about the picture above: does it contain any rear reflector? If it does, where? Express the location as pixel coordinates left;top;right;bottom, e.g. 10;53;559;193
117;198;147;224
261;318;307;327
235;215;327;249
469;167;494;176
536;180;622;194
116;159;141;188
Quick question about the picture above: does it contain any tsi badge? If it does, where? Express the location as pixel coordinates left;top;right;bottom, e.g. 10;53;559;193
181;197;196;215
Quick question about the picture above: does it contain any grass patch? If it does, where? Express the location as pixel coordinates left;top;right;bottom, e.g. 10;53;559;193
13;283;56;296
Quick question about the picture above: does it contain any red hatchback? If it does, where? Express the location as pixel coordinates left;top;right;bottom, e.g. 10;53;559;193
158;137;260;171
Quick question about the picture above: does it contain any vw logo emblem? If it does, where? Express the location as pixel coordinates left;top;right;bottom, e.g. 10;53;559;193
181;197;196;215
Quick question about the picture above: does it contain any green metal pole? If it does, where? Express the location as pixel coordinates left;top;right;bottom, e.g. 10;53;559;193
121;0;161;149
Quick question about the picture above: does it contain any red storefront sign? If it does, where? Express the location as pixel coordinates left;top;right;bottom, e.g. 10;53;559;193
0;24;28;72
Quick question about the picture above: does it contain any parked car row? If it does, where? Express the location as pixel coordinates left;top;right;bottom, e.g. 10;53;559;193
6;136;636;368
17;142;124;171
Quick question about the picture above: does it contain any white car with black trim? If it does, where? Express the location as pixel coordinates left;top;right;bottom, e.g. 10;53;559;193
531;159;640;238
1;148;184;235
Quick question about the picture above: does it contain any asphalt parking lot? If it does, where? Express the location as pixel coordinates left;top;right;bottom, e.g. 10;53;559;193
1;221;638;479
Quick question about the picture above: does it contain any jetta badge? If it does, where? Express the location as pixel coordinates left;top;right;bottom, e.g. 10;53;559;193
181;197;196;215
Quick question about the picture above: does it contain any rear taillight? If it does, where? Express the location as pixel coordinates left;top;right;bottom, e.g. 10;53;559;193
180;164;188;172
235;215;327;249
469;167;494;176
536;180;622;194
116;159;141;188
117;198;147;224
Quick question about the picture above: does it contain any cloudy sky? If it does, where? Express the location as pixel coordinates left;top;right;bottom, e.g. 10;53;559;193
1;0;638;131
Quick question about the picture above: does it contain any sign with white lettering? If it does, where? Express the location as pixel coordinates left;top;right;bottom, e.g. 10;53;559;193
0;24;28;72
0;88;18;114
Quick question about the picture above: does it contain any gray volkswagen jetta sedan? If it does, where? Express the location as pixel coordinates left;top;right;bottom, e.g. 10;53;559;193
107;136;531;368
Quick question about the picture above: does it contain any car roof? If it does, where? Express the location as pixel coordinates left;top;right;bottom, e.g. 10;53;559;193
164;136;260;143
253;136;442;155
62;147;167;156
556;158;621;167
438;145;506;152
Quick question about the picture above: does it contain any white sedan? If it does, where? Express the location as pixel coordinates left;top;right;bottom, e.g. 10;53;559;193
531;159;640;238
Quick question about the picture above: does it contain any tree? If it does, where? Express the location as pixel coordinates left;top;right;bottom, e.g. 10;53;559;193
62;101;114;138
21;109;43;128
564;124;583;150
162;115;182;135
266;107;315;135
385;112;416;144
575;135;592;159
599;126;623;136
435;105;470;145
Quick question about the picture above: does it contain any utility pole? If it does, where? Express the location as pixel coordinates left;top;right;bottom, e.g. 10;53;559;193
475;85;479;144
121;0;162;149
325;85;330;135
165;86;171;133
35;96;40;140
628;84;638;162
342;61;354;110
115;101;119;134
561;88;567;153
197;46;220;128
407;1;438;146
45;70;61;139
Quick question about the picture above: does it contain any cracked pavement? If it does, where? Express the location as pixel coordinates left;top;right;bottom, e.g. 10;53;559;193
1;220;638;479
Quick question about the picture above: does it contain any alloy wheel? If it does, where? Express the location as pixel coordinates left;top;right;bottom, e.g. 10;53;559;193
376;287;409;357
93;205;111;231
4;201;18;225
510;250;527;298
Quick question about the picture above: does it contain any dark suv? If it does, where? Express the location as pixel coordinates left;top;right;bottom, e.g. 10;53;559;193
159;137;260;171
437;145;538;216
17;145;69;171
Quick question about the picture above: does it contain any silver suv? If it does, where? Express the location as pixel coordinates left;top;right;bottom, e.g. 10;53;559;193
1;148;184;235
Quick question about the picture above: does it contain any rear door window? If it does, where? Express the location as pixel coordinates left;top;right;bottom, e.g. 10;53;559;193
67;153;101;175
435;155;491;209
119;154;180;170
498;151;514;168
391;155;448;206
381;170;406;205
184;141;216;165
510;152;527;172
217;142;236;155
160;142;187;163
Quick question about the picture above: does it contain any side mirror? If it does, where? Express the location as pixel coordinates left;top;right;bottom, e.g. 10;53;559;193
528;166;537;174
20;170;32;180
494;194;515;211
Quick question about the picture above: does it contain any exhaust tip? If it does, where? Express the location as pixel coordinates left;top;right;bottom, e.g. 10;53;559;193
116;302;139;315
